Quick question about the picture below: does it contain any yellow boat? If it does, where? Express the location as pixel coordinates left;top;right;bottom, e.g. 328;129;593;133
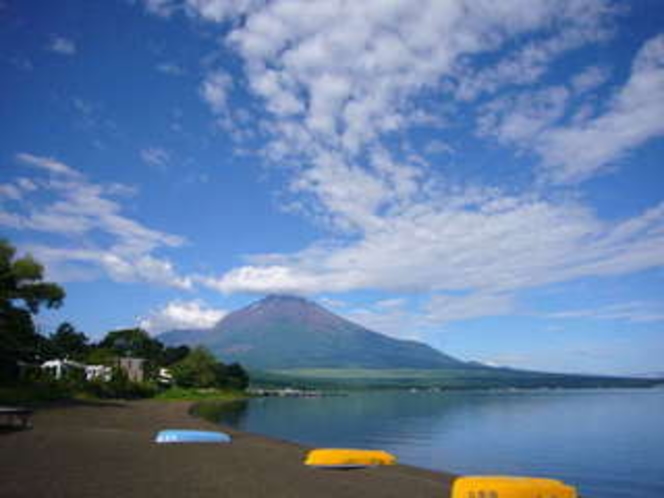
452;476;578;498
304;448;397;469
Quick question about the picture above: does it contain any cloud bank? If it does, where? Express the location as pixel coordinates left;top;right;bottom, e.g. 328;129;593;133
139;300;227;334
134;0;664;327
1;153;190;288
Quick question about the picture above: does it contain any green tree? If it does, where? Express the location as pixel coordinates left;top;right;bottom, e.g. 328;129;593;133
85;346;117;366
161;345;191;366
0;240;65;312
0;239;65;382
48;322;89;360
99;328;164;380
226;362;250;390
170;347;249;390
99;328;163;359
170;347;221;388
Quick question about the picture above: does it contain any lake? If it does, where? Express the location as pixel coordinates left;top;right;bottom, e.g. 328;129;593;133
209;388;664;498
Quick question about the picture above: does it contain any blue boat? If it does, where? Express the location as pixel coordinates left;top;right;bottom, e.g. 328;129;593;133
155;429;232;444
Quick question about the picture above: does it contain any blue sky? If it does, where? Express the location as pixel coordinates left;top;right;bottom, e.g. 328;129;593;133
2;0;663;375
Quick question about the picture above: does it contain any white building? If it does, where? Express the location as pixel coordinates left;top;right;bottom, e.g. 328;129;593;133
158;367;173;385
118;357;145;382
85;365;113;382
41;359;86;380
42;357;146;383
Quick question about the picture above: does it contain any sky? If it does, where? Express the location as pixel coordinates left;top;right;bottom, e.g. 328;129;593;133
1;0;664;376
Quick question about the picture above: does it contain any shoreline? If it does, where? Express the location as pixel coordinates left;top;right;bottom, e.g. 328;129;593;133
0;399;456;497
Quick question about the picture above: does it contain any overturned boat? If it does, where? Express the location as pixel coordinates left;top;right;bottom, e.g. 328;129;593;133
155;429;231;444
304;448;396;469
452;476;577;498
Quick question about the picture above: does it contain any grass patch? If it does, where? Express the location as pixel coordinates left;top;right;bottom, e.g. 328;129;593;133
154;386;248;402
252;368;662;390
0;384;247;405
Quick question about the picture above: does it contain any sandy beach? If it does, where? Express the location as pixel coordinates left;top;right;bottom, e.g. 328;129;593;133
0;400;455;497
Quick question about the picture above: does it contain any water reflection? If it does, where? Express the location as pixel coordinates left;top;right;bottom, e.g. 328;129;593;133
203;389;664;498
192;399;249;426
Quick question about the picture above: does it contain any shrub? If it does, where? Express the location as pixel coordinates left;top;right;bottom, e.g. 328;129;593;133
84;367;157;399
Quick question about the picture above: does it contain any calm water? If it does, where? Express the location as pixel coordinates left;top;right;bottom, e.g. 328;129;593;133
212;388;664;497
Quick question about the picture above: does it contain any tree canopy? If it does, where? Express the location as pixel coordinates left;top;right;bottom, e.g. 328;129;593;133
99;328;163;359
0;239;250;392
0;239;66;382
0;239;65;314
170;347;220;388
48;322;89;361
170;346;249;389
161;344;190;366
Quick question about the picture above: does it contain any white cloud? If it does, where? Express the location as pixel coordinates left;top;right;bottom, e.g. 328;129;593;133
474;34;664;184
202;194;664;301
424;140;454;156
143;0;179;17
478;86;570;145
139;300;227;334
140;147;171;168
17;178;38;192
537;34;664;183
375;298;407;310
454;19;611;101
145;0;620;182
200;70;232;114
156;62;185;75
3;153;189;288
0;211;23;229
547;301;664;323
425;292;516;323
185;0;624;237
318;297;346;309
0;184;23;201
198;265;321;295
22;245;191;289
101;253;191;288
345;303;421;339
16;152;82;178
48;36;77;56
343;292;514;338
184;0;262;23
173;0;624;194
571;64;610;94
147;1;664;330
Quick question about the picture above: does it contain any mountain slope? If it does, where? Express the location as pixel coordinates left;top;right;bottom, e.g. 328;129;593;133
159;295;663;389
159;295;464;370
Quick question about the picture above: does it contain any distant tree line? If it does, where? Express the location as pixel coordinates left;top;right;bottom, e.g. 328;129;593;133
0;239;248;396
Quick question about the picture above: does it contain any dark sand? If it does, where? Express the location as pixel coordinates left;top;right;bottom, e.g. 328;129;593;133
0;400;455;497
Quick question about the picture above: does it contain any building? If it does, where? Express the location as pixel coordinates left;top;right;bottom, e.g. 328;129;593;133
41;359;86;380
118;357;145;383
85;364;113;382
41;357;146;383
157;367;173;386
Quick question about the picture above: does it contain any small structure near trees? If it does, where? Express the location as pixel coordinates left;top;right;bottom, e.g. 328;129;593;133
41;359;86;380
85;364;112;382
118;357;145;383
1;236;249;399
41;357;144;383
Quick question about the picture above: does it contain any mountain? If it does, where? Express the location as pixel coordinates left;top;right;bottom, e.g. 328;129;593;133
159;295;662;390
159;294;465;370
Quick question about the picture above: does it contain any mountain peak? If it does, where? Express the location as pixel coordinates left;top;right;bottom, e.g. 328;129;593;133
160;295;465;370
261;294;310;304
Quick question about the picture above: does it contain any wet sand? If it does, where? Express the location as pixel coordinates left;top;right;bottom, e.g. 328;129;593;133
0;400;455;497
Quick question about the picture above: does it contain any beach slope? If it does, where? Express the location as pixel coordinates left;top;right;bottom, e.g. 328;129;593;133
0;400;454;497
